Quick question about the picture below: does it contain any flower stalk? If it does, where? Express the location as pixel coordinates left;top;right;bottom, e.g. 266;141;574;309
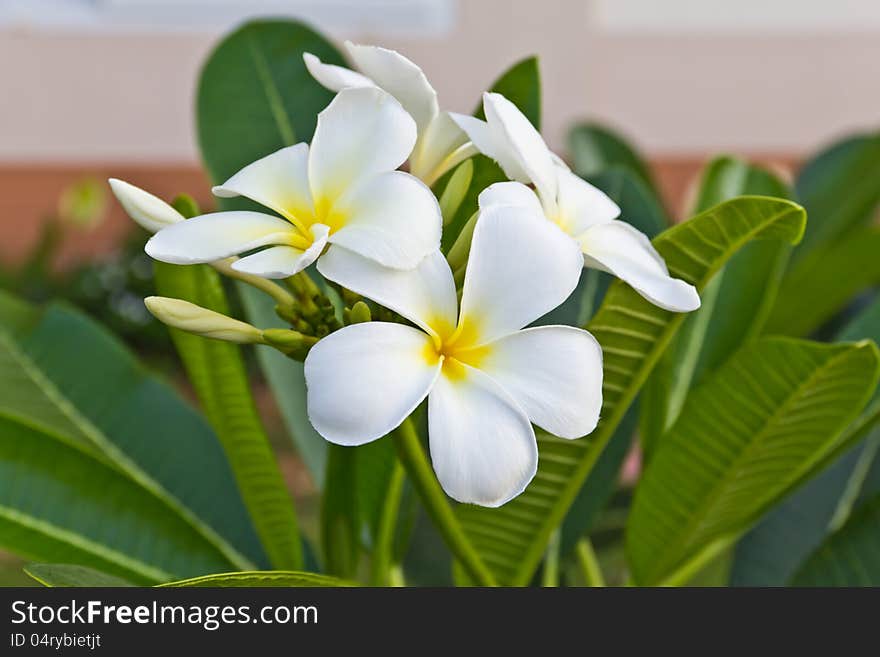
391;417;497;586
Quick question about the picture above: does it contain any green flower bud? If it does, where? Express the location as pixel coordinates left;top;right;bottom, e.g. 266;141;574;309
145;296;262;343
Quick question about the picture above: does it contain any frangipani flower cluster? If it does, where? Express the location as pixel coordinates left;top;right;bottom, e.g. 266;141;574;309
111;42;700;507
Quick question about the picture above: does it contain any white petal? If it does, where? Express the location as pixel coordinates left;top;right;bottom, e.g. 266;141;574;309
302;52;375;92
479;326;603;439
555;167;621;235
231;225;329;279
304;322;441;446
212;144;314;222
345;41;438;134
145;212;297;265
329;170;441;269
449;112;531;183
317;247;457;338
458;204;583;345
482;92;558;207
477;181;543;214
428;364;537;507
579;221;701;312
308;87;417;201
108;179;183;234
410;111;473;183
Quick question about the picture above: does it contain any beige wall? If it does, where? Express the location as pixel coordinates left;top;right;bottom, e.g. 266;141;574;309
2;0;879;163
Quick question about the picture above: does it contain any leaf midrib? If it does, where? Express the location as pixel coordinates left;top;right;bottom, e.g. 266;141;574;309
643;344;868;585
1;326;254;571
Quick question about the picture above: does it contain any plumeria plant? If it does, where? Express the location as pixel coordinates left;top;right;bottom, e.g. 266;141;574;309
2;20;879;588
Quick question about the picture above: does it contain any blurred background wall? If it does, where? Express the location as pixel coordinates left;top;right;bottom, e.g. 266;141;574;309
1;0;879;263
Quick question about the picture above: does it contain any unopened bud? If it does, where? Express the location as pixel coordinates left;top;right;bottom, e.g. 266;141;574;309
439;159;473;226
348;301;372;325
145;296;262;343
109;179;184;234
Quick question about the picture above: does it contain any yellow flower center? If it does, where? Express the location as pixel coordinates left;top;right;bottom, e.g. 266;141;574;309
282;197;349;250
422;318;490;382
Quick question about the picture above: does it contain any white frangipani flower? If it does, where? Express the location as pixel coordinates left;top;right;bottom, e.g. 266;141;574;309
304;42;477;187
305;203;603;507
143;86;441;278
451;93;701;312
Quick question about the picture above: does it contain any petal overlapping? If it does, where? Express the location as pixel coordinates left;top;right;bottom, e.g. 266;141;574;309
304;322;441;445
145;212;299;265
212;144;314;223
477;181;543;214
346;42;439;133
317;247;457;339
478;326;603;439
329;170;441;269
231;224;330;279
308;87;417;202
554;166;620;235
302;52;375;92
428;364;538;507
458;204;583;346
482;92;558;208
579;220;701;312
109;179;184;234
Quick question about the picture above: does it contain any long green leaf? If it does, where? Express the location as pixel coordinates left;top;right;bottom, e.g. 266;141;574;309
792;493;880;586
792;132;880;264
159;570;356;587
0;418;232;584
0;300;264;568
454;196;807;584
641;157;791;458
0;295;264;578
154;262;302;570
236;283;327;485
25;564;134;587
627;338;880;586
731;293;880;585
197;19;344;185
766;225;880;337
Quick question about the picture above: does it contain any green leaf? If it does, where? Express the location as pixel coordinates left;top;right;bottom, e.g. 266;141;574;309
731;294;880;586
25;564;134;587
792;493;880;586
641;157;792;458
766;225;880;337
320;444;360;578
454;196;807;584
627;338;880;586
154;262;302;570
197;19;344;185
440;57;541;253
792;132;880;265
0;295;263;580
0;417;231;584
159;570;356;587
236;283;327;485
567;123;659;202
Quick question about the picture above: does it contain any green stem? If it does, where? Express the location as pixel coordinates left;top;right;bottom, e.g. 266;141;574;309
210;258;296;311
392;417;497;586
369;459;406;586
574;538;606;587
541;530;561;587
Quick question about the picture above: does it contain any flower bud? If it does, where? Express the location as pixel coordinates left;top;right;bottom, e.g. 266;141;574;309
144;296;263;343
439;159;473;226
347;301;372;325
109;179;184;234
